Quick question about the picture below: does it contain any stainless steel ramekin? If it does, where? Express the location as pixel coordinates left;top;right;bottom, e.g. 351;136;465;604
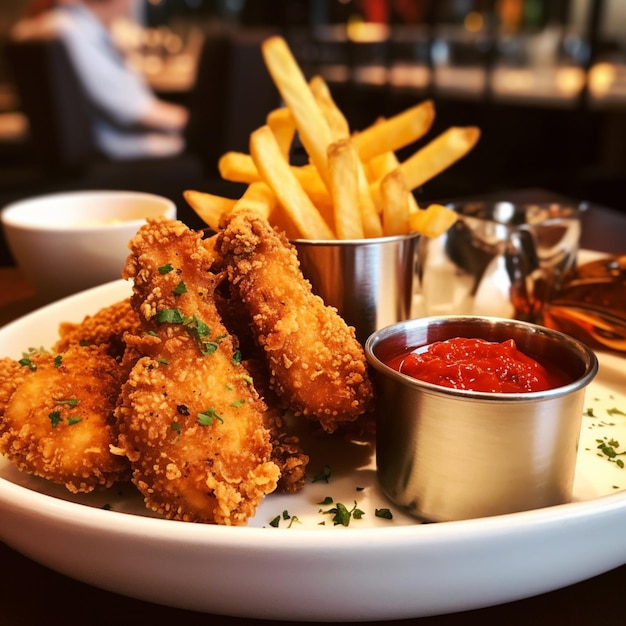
365;315;598;522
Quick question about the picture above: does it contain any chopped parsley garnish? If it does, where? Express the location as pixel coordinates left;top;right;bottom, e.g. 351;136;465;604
155;308;222;356
320;501;364;526
173;281;187;296
18;357;36;371
231;399;245;408
68;417;83;426
375;508;393;520
232;350;242;365
608;407;626;417
54;398;79;407
54;355;62;368
269;515;281;528
268;510;301;528
157;357;170;365
158;263;174;274
48;411;62;428
198;407;223;426
312;465;331;483
596;437;626;468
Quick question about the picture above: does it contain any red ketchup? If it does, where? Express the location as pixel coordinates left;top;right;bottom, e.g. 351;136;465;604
389;337;570;393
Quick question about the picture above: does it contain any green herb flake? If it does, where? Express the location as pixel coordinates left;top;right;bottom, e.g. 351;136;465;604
158;357;170;365
157;308;186;324
321;501;364;527
607;407;626;417
585;407;596;417
68;417;83;426
375;508;393;520
232;350;242;365
317;496;333;505
55;398;79;407
198;407;224;426
312;465;331;483
48;411;62;428
18;357;36;371
231;399;245;408
269;515;281;528
287;515;301;528
158;263;174;274
53;355;63;368
173;281;188;296
596;437;626;467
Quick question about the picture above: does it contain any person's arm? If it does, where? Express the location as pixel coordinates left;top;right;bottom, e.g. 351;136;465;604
135;98;188;132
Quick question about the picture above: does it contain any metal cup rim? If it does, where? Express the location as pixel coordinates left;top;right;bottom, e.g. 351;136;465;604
365;314;599;401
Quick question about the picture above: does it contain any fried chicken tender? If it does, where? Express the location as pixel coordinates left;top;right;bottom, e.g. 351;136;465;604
116;218;280;525
215;210;374;433
0;345;130;493
54;298;139;360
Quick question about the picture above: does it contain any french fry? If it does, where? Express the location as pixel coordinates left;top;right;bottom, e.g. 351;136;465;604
267;107;295;158
327;138;364;239
233;181;300;239
307;75;381;236
353;100;435;162
218;151;260;184
183;190;236;232
398;126;481;191
380;170;411;236
356;164;383;237
365;145;421;216
409;203;458;238
309;75;350;139
218;151;334;209
250;125;335;240
261;36;334;188
232;181;277;219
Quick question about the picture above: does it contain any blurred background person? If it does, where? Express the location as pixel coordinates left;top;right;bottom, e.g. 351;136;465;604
11;0;189;159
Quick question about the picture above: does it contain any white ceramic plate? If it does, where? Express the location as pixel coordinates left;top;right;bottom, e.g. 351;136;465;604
1;278;626;621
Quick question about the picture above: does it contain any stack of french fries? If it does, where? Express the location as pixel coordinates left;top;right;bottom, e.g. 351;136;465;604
184;36;481;240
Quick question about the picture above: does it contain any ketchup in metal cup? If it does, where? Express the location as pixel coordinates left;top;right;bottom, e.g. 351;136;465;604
388;337;571;393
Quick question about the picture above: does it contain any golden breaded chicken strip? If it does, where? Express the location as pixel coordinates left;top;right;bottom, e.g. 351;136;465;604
116;218;280;525
216;210;374;433
0;346;130;493
54;298;139;360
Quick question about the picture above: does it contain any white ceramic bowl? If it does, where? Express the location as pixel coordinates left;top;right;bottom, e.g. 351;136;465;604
1;190;176;302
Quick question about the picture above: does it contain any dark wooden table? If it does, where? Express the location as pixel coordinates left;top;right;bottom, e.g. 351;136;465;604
1;198;625;626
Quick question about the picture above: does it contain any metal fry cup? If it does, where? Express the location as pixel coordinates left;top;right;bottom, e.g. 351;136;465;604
365;315;598;523
293;232;420;343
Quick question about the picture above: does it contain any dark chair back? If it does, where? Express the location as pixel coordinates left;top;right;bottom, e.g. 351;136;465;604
185;28;281;176
4;38;97;176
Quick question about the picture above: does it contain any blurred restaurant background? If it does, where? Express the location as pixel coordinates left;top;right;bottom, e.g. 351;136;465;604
0;0;625;263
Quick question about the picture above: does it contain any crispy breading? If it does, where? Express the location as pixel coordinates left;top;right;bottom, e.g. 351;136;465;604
0;346;130;493
54;298;140;360
115;218;281;525
243;356;309;494
215;209;374;433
